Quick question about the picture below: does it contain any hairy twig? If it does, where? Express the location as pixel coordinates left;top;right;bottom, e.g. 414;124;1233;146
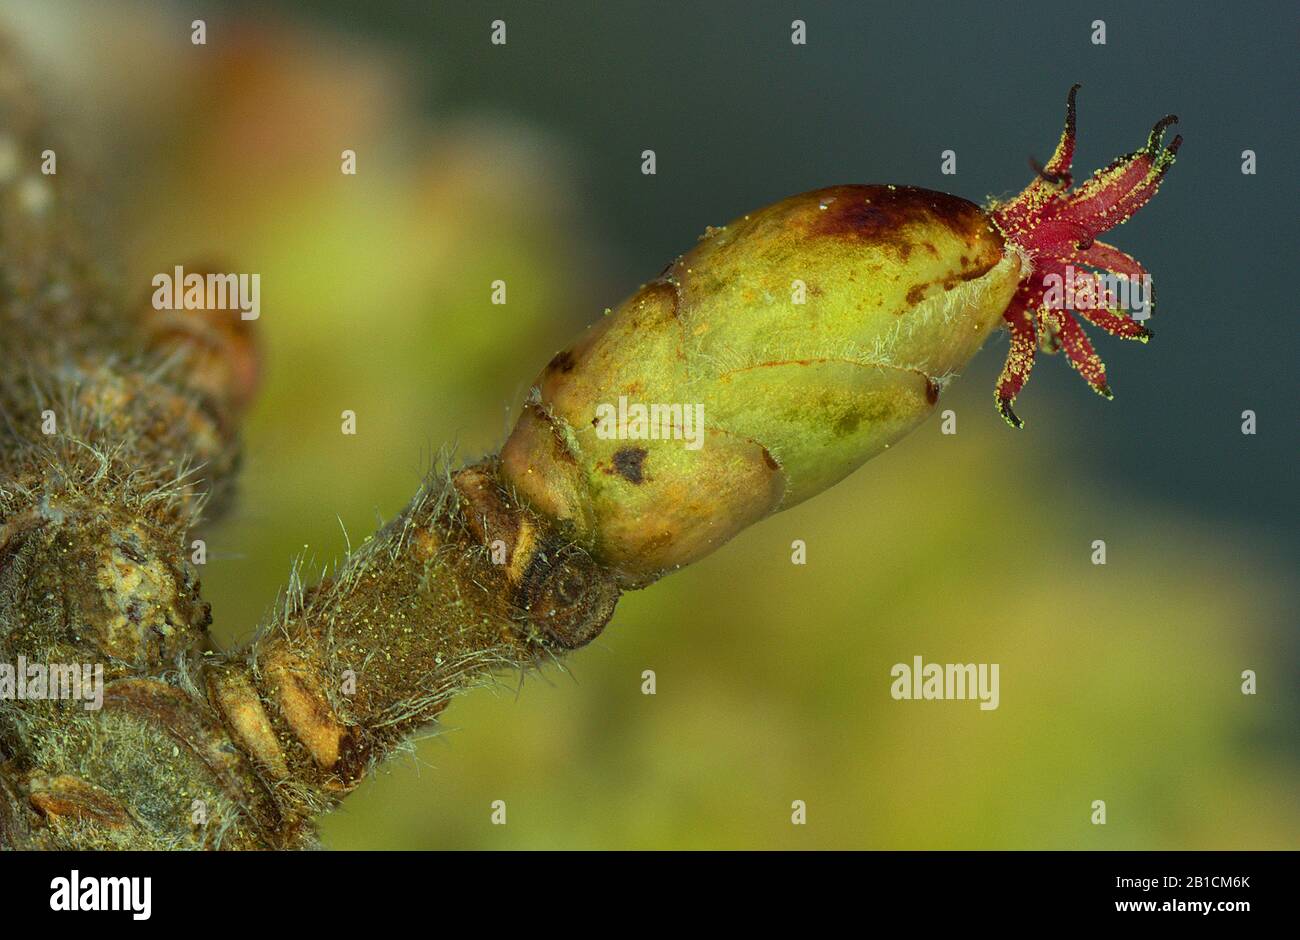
0;46;618;848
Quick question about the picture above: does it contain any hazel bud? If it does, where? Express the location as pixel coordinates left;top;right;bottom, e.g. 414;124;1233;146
502;185;1021;586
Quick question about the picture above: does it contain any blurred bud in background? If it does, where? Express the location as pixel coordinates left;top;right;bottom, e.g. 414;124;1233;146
0;1;609;651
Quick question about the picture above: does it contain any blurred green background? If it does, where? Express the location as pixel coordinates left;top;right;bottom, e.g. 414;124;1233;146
4;0;1294;848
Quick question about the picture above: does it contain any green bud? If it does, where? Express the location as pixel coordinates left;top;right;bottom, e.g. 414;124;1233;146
502;184;1021;585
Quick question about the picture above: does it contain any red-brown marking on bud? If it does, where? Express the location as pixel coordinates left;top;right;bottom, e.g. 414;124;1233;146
809;185;990;249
